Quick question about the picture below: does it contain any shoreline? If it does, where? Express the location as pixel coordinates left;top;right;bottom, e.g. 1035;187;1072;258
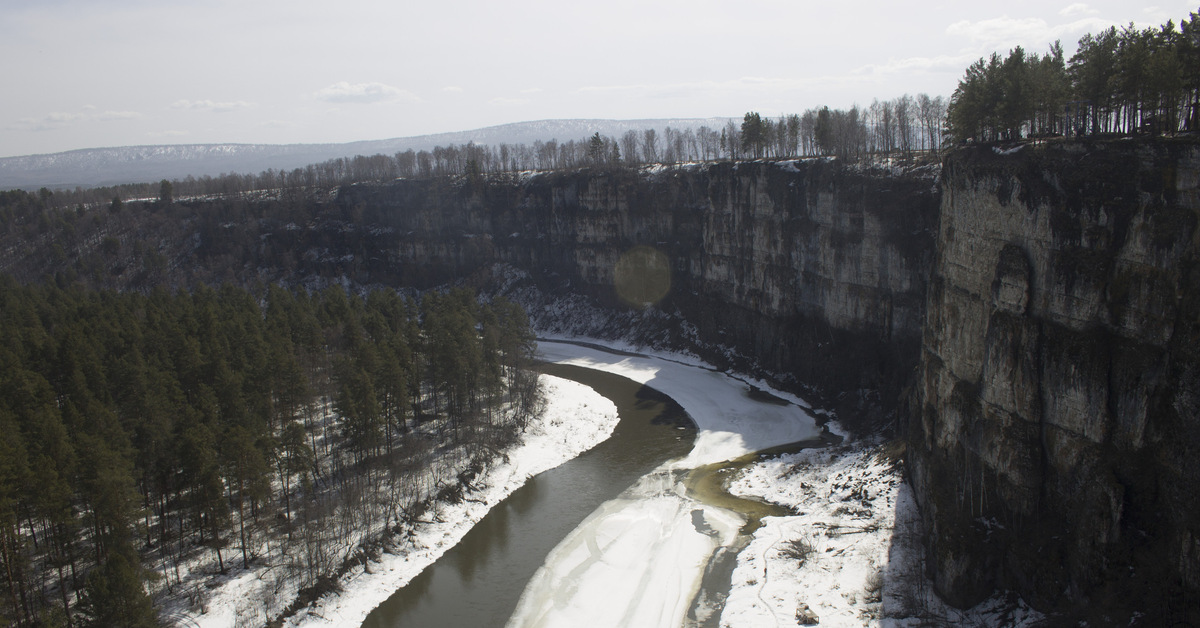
176;373;620;628
283;374;620;627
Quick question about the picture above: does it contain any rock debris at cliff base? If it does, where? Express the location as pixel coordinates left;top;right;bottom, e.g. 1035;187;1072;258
723;438;1044;627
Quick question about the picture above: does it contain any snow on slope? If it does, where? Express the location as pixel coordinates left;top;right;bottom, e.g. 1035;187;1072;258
175;374;619;628
721;441;1046;628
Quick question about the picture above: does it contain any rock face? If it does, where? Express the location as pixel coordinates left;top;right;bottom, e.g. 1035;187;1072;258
908;139;1200;622
338;160;939;409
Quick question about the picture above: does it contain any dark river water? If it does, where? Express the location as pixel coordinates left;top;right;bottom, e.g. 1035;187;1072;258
360;362;697;627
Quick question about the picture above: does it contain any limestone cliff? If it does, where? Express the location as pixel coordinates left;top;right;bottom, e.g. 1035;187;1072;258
337;160;939;410
908;138;1200;623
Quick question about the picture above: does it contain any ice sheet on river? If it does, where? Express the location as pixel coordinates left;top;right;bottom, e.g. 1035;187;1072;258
536;341;821;466
507;342;821;628
507;473;743;628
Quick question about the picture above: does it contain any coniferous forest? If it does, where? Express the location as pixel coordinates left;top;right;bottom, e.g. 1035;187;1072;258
0;279;539;626
946;12;1200;142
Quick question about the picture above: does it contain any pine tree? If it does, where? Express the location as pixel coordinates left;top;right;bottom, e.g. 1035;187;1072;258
78;550;157;628
740;112;766;158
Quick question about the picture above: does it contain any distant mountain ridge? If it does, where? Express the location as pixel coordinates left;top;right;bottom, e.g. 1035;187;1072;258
0;118;734;190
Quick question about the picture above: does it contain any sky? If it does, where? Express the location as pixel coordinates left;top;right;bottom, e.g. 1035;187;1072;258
1;0;1192;158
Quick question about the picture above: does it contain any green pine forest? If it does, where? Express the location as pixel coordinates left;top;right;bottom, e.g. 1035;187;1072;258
0;279;539;626
946;12;1200;142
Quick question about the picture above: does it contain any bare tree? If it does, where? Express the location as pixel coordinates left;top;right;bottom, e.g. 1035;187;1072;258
641;129;659;163
917;93;947;154
895;94;915;158
683;128;698;162
620;130;641;165
722;120;741;158
662;127;678;164
696;126;719;160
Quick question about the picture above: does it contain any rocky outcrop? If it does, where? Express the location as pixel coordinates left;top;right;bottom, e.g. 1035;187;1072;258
337;160;940;413
908;138;1200;623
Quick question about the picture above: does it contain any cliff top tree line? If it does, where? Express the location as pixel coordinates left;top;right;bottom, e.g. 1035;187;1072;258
946;7;1200;142
24;91;948;212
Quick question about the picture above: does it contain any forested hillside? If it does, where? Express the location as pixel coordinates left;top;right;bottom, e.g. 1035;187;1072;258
0;279;538;626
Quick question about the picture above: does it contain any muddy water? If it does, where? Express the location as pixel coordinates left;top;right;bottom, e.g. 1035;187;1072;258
360;363;696;627
683;437;837;626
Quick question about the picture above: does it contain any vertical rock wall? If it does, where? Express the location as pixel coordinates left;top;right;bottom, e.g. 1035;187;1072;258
909;139;1200;622
511;162;939;405
337;160;939;412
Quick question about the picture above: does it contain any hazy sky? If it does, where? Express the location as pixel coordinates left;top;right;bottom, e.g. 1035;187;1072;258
1;0;1191;158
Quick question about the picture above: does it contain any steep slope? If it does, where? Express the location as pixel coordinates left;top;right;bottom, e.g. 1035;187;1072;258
335;160;939;414
908;139;1200;623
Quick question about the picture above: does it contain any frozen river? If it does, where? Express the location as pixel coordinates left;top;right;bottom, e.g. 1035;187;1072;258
362;341;822;627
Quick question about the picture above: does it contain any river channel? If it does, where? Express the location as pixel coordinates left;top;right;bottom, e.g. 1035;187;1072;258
361;362;696;627
362;357;818;627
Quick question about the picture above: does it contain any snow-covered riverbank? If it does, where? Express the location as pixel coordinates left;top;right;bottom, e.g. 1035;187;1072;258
182;338;1043;628
720;440;1046;627
506;341;823;628
175;374;620;628
284;374;621;627
527;340;1045;628
535;341;822;465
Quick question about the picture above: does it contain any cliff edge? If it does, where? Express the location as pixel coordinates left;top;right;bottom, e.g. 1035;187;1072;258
909;138;1200;623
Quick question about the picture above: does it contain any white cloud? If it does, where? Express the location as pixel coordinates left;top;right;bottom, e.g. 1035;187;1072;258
946;16;1051;42
442;86;464;93
575;76;851;97
314;82;417;104
945;15;1118;49
489;97;530;106
148;130;189;138
1059;3;1097;17
95;110;142;121
520;88;543;94
14;108;142;131
852;54;978;76
171;99;255;112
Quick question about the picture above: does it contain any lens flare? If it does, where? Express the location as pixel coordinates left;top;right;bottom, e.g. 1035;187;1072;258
614;246;670;307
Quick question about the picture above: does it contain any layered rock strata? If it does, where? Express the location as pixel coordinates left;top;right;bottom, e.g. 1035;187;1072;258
338;160;939;408
908;139;1200;622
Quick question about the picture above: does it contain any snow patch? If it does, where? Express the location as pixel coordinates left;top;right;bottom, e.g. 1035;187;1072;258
720;441;1045;627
